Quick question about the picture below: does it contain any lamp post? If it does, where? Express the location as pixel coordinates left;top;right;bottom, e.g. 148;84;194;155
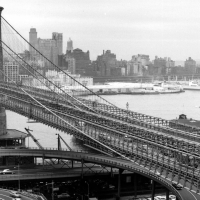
55;134;60;164
52;180;54;200
85;181;89;200
126;102;129;118
18;164;20;192
14;163;20;192
45;181;54;200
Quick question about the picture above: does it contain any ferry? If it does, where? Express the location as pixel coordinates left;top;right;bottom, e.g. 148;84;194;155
182;81;200;90
166;80;200;91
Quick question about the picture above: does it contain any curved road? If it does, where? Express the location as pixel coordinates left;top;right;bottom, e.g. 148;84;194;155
0;148;199;200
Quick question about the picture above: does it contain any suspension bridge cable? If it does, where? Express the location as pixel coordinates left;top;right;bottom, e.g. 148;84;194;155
1;41;92;112
1;16;116;108
0;69;134;162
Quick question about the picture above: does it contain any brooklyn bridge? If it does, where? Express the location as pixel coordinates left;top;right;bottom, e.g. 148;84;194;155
0;6;200;200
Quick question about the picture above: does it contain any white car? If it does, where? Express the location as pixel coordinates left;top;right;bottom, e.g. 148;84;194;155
155;171;161;176
10;191;21;198
156;195;166;200
169;195;176;200
0;169;15;174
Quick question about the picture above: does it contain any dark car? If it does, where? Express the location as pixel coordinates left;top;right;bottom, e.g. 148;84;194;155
172;182;183;190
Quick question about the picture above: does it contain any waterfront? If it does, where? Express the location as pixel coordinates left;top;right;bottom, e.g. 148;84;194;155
6;90;200;150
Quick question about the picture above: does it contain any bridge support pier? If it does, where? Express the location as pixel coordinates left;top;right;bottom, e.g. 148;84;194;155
151;180;155;200
116;168;123;200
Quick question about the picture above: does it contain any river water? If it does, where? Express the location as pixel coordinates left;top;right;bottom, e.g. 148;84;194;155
6;90;200;150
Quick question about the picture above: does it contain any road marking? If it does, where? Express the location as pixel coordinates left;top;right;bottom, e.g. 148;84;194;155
187;190;198;200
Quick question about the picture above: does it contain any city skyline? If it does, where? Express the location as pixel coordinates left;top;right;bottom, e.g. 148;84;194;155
1;0;200;62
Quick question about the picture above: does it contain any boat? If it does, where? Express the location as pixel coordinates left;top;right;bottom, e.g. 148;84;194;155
182;81;200;91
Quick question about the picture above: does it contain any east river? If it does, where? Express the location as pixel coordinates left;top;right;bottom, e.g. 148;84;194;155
6;90;200;150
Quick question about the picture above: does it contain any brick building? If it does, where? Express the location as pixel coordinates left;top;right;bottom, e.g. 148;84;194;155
184;57;196;74
65;48;91;76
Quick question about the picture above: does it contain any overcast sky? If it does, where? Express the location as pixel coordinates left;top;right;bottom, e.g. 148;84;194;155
1;0;200;61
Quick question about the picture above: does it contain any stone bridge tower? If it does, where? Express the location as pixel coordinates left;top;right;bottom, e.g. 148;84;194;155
0;7;4;81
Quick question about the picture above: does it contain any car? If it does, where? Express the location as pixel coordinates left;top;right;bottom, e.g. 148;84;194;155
10;191;21;198
172;182;183;190
155;171;161;176
57;193;70;199
169;195;176;200
0;169;15;174
156;196;166;200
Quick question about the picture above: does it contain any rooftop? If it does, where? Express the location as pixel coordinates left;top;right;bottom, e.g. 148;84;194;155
0;129;27;140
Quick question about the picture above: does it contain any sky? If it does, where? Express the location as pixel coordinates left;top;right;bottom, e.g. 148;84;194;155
1;0;200;62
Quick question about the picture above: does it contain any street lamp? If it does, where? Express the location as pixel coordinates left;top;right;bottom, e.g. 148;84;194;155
126;102;129;118
55;134;60;164
52;180;54;200
85;181;89;200
45;181;54;200
14;164;20;192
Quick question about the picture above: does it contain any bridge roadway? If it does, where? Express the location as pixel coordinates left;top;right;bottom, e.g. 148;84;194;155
0;189;37;200
4;81;200;135
1;85;200;157
1;87;200;163
1;88;200;193
0;163;117;180
1;82;200;142
0;148;199;200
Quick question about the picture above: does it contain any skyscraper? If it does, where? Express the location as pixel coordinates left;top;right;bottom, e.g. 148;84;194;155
29;28;63;65
67;38;73;52
29;28;37;56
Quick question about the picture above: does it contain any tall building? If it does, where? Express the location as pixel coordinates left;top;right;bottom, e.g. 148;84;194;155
184;57;196;74
29;28;63;65
67;38;73;52
96;50;117;76
153;56;175;75
3;62;20;82
65;48;91;75
127;54;150;76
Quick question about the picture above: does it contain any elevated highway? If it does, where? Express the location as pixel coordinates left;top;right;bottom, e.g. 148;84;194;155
0;148;199;200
